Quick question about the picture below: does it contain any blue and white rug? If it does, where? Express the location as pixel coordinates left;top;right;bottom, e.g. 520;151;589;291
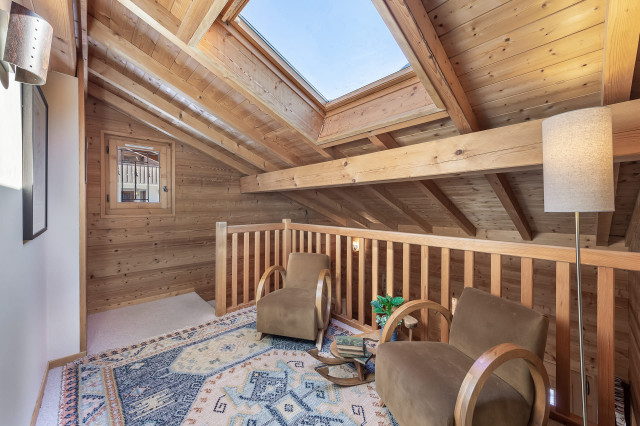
59;306;396;425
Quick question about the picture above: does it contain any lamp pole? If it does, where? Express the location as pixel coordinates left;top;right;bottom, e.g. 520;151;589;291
575;212;587;426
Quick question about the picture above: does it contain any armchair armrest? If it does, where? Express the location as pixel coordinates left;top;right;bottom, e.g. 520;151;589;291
380;300;453;343
256;265;286;303
315;269;332;330
454;343;550;426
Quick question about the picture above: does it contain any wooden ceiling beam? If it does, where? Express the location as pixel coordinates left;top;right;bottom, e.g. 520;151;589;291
88;82;257;175
368;133;475;236
240;98;640;192
87;18;305;167
413;181;476;237
596;164;621;246
485;174;533;241
220;0;249;23
89;82;353;226
177;0;228;46
111;1;329;158
324;188;398;231
372;0;480;133
364;186;433;234
300;190;372;229
601;0;640;105
626;187;640;247
88;58;280;172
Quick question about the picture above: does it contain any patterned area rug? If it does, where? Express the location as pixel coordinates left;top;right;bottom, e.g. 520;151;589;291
59;307;396;425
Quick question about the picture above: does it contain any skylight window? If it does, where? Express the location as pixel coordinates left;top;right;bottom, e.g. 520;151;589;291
240;0;410;102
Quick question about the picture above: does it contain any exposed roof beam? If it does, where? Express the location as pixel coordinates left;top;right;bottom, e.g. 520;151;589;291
177;0;228;46
220;0;249;23
368;133;400;149
239;98;640;192
372;0;480;133
300;190;372;229
88;82;257;175
324;188;398;231
485;174;533;241
87;17;305;167
601;0;640;105
413;181;476;237
88;58;280;172
364;186;433;234
626;186;640;247
89;82;353;226
111;1;329;158
596;164;621;246
368;133;476;236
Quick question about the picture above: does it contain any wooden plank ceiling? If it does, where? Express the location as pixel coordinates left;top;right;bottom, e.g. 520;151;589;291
82;0;640;246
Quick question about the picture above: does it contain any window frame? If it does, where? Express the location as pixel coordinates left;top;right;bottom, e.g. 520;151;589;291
100;131;175;218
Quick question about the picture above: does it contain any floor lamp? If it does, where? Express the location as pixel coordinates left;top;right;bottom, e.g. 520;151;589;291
542;107;615;426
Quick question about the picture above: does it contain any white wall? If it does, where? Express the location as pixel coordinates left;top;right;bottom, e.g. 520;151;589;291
0;71;80;424
41;72;80;360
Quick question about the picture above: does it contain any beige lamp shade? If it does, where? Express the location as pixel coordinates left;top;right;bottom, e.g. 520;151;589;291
542;107;615;213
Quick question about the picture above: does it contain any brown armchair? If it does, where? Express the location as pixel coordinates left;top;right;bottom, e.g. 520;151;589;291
376;287;550;426
256;252;331;350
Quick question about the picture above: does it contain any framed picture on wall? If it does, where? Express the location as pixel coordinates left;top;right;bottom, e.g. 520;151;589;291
22;84;48;241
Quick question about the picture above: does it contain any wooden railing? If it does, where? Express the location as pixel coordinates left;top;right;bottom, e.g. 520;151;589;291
215;219;640;426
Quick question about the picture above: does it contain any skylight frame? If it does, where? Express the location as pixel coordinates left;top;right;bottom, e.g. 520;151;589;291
229;16;416;113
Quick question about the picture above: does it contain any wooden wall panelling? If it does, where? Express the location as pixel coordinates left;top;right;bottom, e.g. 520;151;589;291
85;98;328;312
629;236;640;425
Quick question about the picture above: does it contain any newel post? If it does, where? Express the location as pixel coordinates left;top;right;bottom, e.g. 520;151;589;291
215;222;228;316
283;219;292;266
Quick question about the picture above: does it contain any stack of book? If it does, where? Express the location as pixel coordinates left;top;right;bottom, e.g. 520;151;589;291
335;336;365;358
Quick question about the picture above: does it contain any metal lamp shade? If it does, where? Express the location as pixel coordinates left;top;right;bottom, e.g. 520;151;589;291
542;107;615;213
1;2;52;85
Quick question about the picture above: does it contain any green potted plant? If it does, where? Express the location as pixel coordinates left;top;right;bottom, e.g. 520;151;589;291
370;294;404;341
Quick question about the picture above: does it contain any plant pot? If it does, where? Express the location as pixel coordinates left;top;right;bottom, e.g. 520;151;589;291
380;327;398;342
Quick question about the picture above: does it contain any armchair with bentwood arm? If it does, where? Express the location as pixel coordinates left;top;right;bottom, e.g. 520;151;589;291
255;252;331;350
376;287;551;426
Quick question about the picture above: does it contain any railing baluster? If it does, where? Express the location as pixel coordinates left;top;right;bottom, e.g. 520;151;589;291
274;230;280;289
421;245;429;341
347;236;353;319
264;231;271;295
232;233;238;307
316;232;321;253
598;266;615;426
358;238;366;325
555;261;571;415
441;247;450;343
464;250;474;288
335;235;342;315
372;239;379;329
307;231;312;253
215;222;228;316
325;233;331;257
299;230;304;253
254;231;260;296
521;257;534;308
386;242;394;296
491;253;502;297
292;229;297;253
283;219;291;269
403;243;410;300
243;232;249;304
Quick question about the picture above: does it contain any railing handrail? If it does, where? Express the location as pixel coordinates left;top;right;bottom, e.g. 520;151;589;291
282;222;637;271
227;223;285;233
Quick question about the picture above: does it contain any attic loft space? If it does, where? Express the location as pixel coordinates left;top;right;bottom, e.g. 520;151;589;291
238;0;410;102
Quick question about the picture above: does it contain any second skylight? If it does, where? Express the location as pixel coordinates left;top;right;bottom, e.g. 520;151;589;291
240;0;410;102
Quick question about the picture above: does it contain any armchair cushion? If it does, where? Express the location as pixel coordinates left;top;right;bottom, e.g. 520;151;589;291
256;287;326;341
285;253;330;291
376;342;530;426
449;288;549;406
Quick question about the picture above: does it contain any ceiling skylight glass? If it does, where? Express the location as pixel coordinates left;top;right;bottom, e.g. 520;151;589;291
240;0;410;101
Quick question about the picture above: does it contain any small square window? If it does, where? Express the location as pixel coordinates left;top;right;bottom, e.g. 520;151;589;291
101;134;174;217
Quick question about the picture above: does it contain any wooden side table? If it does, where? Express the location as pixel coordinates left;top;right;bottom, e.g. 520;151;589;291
307;330;380;386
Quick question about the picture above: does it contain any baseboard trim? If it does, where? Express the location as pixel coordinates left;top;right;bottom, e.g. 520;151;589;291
30;351;86;425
